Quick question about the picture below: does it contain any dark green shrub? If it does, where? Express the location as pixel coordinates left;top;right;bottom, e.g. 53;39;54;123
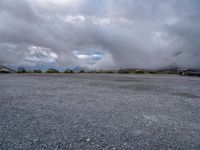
64;69;74;73
95;70;103;74
0;69;10;73
18;67;26;73
33;69;42;73
46;68;59;73
105;70;114;74
148;71;158;74
135;70;145;74
95;70;114;74
79;70;85;73
118;69;130;74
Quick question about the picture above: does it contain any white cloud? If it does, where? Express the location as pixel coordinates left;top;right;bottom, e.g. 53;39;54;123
64;15;85;24
33;0;76;6
166;17;179;26
25;46;58;63
1;0;200;69
92;17;111;26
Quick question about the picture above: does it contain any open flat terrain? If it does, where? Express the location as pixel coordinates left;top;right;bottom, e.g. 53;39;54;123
0;74;200;150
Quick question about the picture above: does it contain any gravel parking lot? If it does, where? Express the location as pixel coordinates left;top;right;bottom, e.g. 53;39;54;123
0;74;200;149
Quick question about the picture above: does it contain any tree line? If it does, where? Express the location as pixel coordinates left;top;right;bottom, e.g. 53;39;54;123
17;67;146;74
17;67;74;74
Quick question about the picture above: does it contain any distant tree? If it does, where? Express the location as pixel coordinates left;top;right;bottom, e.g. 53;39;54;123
0;69;10;73
118;69;130;74
148;71;158;74
79;70;85;73
46;68;59;73
64;69;74;73
105;70;114;74
18;67;26;73
135;70;145;74
33;69;42;73
87;70;96;73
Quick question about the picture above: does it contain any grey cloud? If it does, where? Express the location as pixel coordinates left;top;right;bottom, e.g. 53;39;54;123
0;0;200;69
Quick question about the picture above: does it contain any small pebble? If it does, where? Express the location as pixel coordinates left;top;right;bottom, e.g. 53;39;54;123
86;138;91;142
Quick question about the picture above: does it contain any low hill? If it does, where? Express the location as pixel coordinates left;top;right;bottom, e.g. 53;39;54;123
0;65;16;73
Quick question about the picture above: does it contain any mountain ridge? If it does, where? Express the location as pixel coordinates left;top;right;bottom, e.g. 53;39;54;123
0;65;16;73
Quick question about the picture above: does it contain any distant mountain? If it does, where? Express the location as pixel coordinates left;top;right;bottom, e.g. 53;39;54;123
4;65;86;72
9;65;70;72
0;65;16;73
72;66;82;72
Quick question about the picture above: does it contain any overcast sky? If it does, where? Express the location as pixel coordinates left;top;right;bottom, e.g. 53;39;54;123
0;0;200;69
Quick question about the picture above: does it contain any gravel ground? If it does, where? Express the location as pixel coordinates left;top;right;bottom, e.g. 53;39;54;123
0;74;200;150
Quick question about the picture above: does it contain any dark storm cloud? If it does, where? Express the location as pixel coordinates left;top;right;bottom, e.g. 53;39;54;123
0;0;200;69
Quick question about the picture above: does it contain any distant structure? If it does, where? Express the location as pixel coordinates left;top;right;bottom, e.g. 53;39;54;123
0;65;16;73
177;69;200;77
